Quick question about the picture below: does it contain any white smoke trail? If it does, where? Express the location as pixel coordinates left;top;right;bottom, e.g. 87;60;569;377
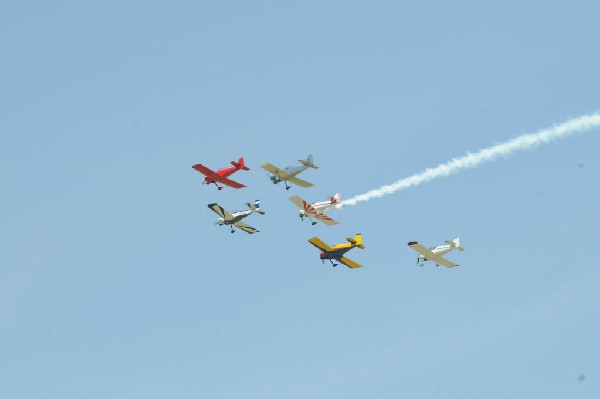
340;113;600;207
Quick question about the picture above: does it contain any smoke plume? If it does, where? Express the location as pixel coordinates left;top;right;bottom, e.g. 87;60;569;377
340;113;600;207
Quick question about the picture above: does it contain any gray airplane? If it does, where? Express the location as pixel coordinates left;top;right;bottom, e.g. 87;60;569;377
207;200;265;234
260;154;318;190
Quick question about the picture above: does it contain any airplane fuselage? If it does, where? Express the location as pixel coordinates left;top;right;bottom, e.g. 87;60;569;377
319;244;354;260
270;165;309;184
299;201;332;217
419;245;454;261
216;210;251;226
206;165;238;185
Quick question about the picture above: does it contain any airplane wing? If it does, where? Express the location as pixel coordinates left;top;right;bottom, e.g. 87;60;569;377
193;164;245;188
432;256;458;268
207;203;235;221
192;164;219;179
407;242;458;268
260;162;291;179
339;256;363;269
287;175;314;188
288;195;317;215
407;242;437;259
217;176;246;189
315;213;339;226
234;220;259;234
308;237;333;252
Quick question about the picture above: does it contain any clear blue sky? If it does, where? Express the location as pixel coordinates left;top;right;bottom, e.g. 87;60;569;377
1;1;599;398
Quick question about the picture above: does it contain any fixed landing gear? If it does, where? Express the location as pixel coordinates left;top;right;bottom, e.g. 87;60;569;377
321;259;337;267
300;215;317;225
285;182;291;190
230;226;235;233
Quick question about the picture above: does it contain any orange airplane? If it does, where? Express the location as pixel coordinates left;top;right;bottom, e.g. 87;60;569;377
192;157;250;190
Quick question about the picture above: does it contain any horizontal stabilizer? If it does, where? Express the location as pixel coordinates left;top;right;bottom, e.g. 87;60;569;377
298;154;319;169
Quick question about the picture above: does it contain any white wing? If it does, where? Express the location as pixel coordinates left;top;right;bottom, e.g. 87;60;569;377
314;213;339;226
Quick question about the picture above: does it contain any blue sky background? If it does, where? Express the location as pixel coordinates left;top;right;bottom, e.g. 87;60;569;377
1;1;599;398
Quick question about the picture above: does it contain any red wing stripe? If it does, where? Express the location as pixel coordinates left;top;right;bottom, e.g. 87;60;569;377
303;201;317;215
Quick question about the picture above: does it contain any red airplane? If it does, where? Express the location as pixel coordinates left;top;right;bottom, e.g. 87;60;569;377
192;157;250;190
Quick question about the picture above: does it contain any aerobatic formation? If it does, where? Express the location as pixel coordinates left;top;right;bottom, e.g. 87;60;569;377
194;154;462;269
193;113;600;269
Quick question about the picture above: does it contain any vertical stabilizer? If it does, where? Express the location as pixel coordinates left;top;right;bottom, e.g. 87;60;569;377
347;233;365;249
452;237;464;251
246;200;265;215
231;157;250;171
327;193;342;204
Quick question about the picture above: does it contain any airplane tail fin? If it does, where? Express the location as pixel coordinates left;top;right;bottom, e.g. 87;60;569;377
231;157;250;171
445;237;464;251
298;154;319;169
346;233;365;249
327;193;342;204
246;200;265;215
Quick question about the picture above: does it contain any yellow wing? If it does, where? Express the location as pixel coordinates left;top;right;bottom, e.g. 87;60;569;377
339;256;363;269
308;237;333;252
260;162;290;179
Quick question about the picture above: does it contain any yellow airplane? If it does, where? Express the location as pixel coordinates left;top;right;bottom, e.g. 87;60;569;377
308;233;365;268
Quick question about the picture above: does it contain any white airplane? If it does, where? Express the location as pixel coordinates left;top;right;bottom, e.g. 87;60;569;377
288;193;341;226
407;237;464;268
260;154;318;190
207;200;265;234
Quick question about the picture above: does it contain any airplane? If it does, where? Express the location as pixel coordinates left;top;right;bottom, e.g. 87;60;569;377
407;237;464;268
207;200;265;234
288;193;341;226
308;233;365;268
192;157;250;190
260;154;318;190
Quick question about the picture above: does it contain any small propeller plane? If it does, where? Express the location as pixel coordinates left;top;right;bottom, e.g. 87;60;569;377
192;157;250;190
260;154;318;190
207;200;265;234
308;233;365;268
288;193;341;226
407;237;464;268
